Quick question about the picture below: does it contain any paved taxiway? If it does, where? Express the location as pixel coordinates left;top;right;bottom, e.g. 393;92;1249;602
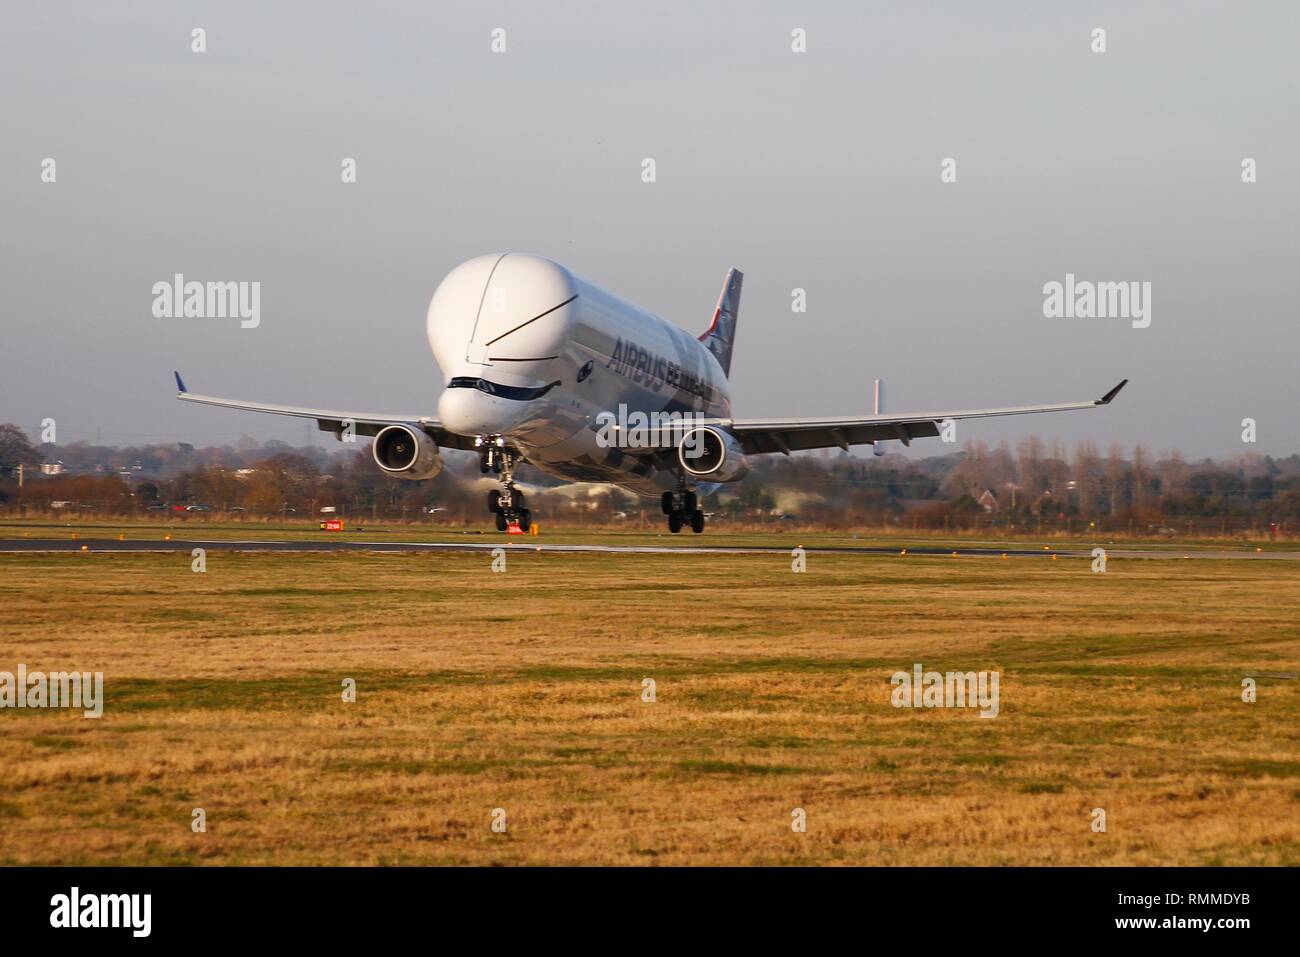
0;538;1294;560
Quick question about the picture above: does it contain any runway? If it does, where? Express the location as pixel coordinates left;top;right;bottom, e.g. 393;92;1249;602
0;538;1293;560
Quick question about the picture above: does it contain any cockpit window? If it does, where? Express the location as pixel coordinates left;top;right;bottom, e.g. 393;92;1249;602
446;377;560;401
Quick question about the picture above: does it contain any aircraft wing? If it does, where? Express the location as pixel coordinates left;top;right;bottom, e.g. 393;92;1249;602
716;380;1128;455
172;372;479;450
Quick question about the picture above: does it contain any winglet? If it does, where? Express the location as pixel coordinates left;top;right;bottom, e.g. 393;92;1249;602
174;371;188;394
1097;379;1128;405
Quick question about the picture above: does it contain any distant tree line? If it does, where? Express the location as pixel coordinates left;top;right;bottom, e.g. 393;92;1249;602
1;424;1296;535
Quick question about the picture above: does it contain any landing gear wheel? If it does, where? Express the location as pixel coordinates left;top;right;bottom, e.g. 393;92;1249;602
684;491;698;514
487;490;502;513
690;509;705;533
661;492;675;516
668;512;684;534
519;508;532;529
495;511;508;532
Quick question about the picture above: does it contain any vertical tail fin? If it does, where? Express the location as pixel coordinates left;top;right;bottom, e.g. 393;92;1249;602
872;378;887;456
700;268;742;377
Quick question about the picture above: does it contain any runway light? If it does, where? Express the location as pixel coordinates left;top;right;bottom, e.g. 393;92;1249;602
80;545;88;552
118;534;125;541
1001;553;1007;559
164;534;171;541
1052;554;1058;561
1043;545;1050;551
900;549;907;556
951;551;958;557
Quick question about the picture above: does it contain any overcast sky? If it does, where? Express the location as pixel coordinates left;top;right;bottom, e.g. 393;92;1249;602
3;0;1296;460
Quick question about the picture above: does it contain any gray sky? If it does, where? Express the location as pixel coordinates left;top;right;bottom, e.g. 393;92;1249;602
3;0;1297;459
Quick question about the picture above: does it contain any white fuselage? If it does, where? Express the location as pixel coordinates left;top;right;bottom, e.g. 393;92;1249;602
428;253;731;497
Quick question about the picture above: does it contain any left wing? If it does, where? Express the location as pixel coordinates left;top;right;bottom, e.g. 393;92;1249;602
172;372;478;450
711;380;1128;455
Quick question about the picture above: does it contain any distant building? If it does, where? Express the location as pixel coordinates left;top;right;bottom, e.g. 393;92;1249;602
40;462;64;475
977;489;999;513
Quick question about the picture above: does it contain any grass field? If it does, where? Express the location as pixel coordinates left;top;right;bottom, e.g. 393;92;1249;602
0;538;1297;865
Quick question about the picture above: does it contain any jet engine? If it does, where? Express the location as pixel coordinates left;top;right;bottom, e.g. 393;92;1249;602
677;426;749;482
371;425;444;480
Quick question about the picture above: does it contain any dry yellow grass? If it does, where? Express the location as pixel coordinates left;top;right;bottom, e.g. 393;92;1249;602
0;546;1296;865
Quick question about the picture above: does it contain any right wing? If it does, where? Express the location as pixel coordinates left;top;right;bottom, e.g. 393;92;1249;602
718;380;1128;455
172;371;478;450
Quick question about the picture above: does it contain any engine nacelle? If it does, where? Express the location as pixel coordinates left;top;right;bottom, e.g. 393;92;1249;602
677;426;749;482
371;425;444;480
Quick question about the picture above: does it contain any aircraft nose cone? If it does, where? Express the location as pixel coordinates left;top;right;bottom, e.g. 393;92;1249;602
437;385;520;436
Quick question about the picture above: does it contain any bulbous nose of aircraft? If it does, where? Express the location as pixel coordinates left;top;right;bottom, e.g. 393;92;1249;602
427;253;578;438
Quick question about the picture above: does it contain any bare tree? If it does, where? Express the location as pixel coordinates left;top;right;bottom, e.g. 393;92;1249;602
1016;436;1046;494
1073;442;1100;516
1132;444;1149;508
1161;450;1190;499
0;424;43;472
1106;444;1126;515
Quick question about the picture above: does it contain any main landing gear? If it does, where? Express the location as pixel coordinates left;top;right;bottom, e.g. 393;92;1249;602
662;488;705;534
479;437;531;532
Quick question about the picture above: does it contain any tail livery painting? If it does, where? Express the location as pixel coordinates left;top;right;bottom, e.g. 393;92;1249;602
700;268;742;377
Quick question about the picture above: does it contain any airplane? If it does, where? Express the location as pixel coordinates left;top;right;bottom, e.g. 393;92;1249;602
175;252;1126;534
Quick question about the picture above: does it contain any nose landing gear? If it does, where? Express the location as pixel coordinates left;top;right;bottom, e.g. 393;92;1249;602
661;487;704;534
477;435;505;475
480;438;530;532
